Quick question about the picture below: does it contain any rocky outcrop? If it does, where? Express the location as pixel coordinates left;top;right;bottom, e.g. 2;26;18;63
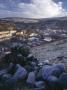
0;45;67;90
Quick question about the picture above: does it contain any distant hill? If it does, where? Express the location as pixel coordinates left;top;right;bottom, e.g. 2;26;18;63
0;16;67;30
0;17;39;23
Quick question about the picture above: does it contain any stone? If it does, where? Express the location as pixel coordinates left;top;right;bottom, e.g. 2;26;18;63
7;63;17;75
38;62;43;66
35;87;45;90
42;65;52;80
27;54;33;58
42;60;50;65
25;65;34;72
31;62;37;67
47;76;59;86
47;76;63;90
4;78;16;89
36;68;43;81
4;64;27;88
0;69;7;77
42;64;64;80
53;64;65;72
35;81;45;89
27;54;38;65
1;74;12;82
51;68;63;78
26;72;36;85
59;73;67;89
8;63;14;70
12;64;27;81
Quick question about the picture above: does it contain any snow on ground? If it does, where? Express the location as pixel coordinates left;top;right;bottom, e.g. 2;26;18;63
31;39;67;66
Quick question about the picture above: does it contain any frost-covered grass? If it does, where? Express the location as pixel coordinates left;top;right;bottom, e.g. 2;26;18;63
31;38;67;66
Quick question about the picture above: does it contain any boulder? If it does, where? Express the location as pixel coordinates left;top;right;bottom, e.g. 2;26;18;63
4;78;17;89
36;68;43;81
42;64;64;80
47;76;59;86
35;87;45;90
59;73;67;89
27;54;33;59
35;81;45;89
4;64;27;88
12;64;27;81
38;62;43;67
42;60;50;65
51;68;63;77
31;62;37;67
8;63;14;70
42;65;52;80
7;63;17;75
53;64;65;72
26;72;36;85
24;65;35;72
1;74;12;82
0;69;7;77
27;54;38;65
47;76;63;90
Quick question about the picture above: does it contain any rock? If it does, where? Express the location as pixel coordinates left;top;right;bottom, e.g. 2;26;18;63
0;69;9;83
38;62;43;67
27;54;35;61
17;54;22;57
8;63;14;70
59;73;67;89
53;64;65;72
12;64;27;81
4;64;27;88
1;74;12;82
27;54;38;65
26;72;36;85
52;64;65;77
36;68;43;81
0;69;7;77
35;81;45;89
47;76;59;86
42;64;64;80
27;54;33;58
0;73;12;89
31;62;37;67
7;63;17;75
51;68;63;78
47;76;63;90
4;78;17;89
42;65;52;80
25;65;35;72
42;60;50;65
35;87;45;90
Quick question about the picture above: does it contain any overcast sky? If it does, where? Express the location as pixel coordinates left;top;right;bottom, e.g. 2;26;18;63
0;0;67;18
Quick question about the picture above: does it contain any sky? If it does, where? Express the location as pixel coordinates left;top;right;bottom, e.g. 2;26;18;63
0;0;67;18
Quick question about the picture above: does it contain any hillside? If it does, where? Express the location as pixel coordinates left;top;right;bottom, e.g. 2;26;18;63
0;21;16;31
0;17;67;47
0;17;67;30
0;17;67;90
31;38;67;66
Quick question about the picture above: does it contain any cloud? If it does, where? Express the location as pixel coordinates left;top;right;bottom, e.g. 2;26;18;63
18;0;67;18
0;10;23;18
0;4;6;9
0;0;67;18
